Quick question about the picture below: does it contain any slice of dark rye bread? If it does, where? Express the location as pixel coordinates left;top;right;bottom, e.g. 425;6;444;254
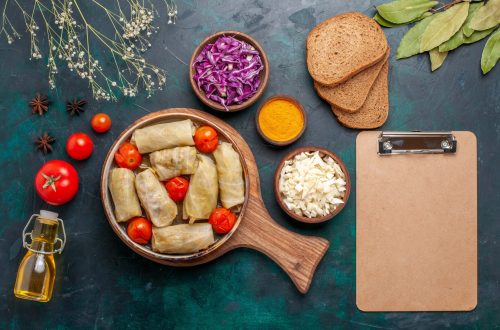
333;60;389;129
306;12;388;86
314;49;389;113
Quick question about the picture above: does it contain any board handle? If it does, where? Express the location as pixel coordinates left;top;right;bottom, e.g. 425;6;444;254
230;198;330;294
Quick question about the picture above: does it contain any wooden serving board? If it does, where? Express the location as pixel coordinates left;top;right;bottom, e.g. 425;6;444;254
101;108;329;294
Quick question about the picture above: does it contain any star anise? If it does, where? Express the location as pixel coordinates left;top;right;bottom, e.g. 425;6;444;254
66;98;87;116
35;132;55;154
29;93;49;115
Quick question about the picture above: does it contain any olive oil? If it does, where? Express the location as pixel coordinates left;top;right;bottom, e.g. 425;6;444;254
14;211;65;302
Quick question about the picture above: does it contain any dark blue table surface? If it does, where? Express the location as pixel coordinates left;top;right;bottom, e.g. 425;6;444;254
0;0;498;329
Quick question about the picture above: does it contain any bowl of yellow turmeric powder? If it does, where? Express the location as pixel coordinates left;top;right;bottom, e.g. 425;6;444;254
256;95;307;146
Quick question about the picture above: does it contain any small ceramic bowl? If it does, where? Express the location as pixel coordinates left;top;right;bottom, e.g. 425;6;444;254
274;146;351;224
256;95;307;147
189;30;270;112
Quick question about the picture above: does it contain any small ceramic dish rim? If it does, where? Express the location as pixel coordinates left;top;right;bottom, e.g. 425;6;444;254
273;146;351;224
189;30;270;112
255;94;307;147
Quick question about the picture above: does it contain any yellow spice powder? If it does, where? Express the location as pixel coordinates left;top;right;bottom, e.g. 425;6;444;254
258;99;304;142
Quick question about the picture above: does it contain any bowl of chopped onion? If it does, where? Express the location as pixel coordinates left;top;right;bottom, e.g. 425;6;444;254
189;31;270;112
274;147;351;223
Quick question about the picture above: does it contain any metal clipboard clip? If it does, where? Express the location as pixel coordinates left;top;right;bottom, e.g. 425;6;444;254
378;131;457;155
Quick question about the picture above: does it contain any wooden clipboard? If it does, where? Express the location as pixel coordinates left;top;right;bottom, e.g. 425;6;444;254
356;131;477;312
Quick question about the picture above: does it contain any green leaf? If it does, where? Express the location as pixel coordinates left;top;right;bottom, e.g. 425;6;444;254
466;1;484;16
470;0;500;32
464;27;496;43
438;2;486;52
374;13;401;27
419;11;434;20
429;48;448;71
481;28;500;74
374;11;432;28
440;27;495;52
438;31;465;52
420;2;470;52
397;14;436;59
377;0;438;24
463;1;485;37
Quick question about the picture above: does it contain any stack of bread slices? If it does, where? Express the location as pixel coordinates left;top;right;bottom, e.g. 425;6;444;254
307;12;390;129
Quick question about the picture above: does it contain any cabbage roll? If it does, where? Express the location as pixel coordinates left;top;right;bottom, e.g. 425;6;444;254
131;119;195;154
109;168;142;222
135;169;177;227
152;223;215;254
183;154;218;223
213;142;245;209
150;146;198;181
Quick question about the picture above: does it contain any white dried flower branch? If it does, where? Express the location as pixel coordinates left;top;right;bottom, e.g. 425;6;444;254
1;0;178;101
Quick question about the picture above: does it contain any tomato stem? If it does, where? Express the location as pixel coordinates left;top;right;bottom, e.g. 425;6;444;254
41;173;61;192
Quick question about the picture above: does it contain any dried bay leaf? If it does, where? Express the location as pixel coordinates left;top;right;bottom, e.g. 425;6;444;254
429;48;448;71
470;0;500;32
440;27;495;51
463;25;475;38
438;31;465;52
463;1;485;37
377;0;438;24
374;13;401;27
397;14;436;59
375;11;433;28
420;2;470;52
419;11;433;20
481;28;500;74
464;27;497;43
438;2;489;52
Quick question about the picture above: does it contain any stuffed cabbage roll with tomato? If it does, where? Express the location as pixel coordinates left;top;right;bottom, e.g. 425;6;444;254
213;142;245;209
150;146;198;181
135;169;177;227
131;119;195;154
183;154;218;223
109;168;142;222
152;223;215;254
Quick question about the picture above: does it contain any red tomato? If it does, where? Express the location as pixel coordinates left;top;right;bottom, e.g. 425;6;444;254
114;142;142;170
194;126;219;153
66;133;94;160
165;177;189;202
127;217;152;244
34;160;79;206
209;208;237;234
91;113;112;133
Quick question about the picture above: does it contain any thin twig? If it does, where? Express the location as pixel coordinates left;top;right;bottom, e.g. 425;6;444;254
431;0;464;12
1;0;177;101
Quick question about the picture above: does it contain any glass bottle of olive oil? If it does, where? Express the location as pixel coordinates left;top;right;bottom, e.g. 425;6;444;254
14;210;66;302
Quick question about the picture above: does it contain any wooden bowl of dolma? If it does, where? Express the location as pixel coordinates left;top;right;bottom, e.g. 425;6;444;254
100;108;250;263
101;108;330;294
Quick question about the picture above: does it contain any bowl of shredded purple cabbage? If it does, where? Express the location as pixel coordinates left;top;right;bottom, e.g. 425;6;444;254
190;31;269;112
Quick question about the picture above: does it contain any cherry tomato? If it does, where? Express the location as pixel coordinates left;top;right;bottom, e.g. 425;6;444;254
165;177;189;202
66;132;94;160
114;142;142;170
194;126;219;153
91;113;112;133
34;160;79;206
127;217;152;245
209;208;237;234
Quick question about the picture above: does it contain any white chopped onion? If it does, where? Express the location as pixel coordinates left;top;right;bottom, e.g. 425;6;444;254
278;151;346;218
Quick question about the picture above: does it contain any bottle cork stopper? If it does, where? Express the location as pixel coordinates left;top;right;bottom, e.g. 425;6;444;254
40;210;59;220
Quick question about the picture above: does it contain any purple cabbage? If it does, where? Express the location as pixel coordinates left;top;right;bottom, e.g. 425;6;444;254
193;36;264;110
